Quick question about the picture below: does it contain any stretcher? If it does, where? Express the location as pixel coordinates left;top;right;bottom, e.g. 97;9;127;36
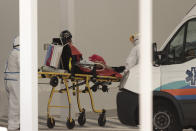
38;69;122;129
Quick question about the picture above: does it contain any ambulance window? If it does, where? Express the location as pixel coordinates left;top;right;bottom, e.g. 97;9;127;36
167;25;185;64
185;19;196;60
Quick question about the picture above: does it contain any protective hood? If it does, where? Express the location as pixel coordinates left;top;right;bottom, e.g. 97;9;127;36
13;36;19;48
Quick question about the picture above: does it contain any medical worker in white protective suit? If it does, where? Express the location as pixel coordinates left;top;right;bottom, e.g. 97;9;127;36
4;36;20;130
125;34;139;71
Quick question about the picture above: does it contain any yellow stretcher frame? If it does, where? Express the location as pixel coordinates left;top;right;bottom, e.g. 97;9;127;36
38;71;121;129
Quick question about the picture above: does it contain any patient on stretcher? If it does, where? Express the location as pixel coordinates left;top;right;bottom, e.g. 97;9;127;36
42;30;124;78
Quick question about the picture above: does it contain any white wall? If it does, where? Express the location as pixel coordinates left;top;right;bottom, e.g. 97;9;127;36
75;0;138;66
153;0;196;48
38;0;62;66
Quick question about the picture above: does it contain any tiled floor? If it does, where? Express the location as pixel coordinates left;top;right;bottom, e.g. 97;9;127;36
0;110;194;131
0;116;136;131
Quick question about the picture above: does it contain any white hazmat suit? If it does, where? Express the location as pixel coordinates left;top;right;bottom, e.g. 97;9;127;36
125;41;139;71
4;36;20;130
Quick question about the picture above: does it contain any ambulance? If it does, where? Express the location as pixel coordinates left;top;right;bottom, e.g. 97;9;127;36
117;4;196;131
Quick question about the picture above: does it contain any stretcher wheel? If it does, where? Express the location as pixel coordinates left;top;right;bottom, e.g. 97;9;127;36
47;117;55;128
78;109;86;126
41;74;46;78
102;85;108;92
92;85;98;92
98;112;106;126
66;119;75;129
50;76;58;87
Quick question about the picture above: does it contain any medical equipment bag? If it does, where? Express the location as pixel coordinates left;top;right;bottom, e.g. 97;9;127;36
44;44;64;68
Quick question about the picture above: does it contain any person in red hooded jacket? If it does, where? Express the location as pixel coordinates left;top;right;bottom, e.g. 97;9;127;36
59;30;85;74
59;30;125;75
